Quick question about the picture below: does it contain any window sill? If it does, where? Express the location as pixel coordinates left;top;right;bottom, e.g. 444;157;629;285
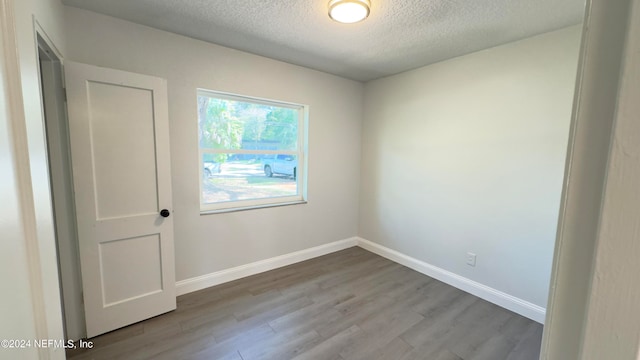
200;200;308;215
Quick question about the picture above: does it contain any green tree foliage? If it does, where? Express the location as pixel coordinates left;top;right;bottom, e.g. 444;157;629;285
236;102;268;149
198;95;299;162
198;96;243;163
262;107;298;150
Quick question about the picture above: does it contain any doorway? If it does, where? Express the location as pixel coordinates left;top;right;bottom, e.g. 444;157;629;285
36;37;177;340
36;32;85;341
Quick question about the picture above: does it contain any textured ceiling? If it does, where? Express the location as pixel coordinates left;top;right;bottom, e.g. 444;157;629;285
61;0;586;82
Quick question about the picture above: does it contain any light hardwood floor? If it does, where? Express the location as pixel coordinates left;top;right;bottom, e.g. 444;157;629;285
67;247;543;360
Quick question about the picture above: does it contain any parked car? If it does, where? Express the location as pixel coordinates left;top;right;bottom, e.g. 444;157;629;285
203;161;221;177
263;154;297;179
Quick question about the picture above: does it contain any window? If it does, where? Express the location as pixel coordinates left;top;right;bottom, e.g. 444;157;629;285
198;90;307;213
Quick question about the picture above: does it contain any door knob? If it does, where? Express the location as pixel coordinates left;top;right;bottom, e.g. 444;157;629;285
160;209;170;218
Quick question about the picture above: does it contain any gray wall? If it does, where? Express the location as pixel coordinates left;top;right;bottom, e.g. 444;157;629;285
359;26;581;309
58;4;580;341
64;7;363;283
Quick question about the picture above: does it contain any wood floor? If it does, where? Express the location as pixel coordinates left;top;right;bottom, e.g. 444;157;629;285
67;247;543;360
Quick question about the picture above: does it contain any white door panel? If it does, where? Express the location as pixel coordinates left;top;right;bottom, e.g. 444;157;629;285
65;62;175;338
88;81;159;219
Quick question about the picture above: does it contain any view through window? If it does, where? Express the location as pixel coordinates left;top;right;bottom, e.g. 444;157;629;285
198;90;306;212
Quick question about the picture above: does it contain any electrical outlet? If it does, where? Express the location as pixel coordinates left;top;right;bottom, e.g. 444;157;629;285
466;252;477;267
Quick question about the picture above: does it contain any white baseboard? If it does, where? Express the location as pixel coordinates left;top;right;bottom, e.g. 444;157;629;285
175;235;545;324
356;237;546;324
176;237;359;296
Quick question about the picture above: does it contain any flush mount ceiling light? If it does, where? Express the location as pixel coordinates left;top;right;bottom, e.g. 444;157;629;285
328;0;371;24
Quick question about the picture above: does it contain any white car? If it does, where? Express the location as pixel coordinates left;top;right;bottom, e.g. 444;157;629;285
263;154;297;179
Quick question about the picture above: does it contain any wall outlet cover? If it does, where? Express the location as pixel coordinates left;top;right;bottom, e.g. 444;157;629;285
466;252;477;267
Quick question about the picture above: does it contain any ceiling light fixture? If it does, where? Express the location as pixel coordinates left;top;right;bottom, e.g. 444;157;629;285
328;0;371;24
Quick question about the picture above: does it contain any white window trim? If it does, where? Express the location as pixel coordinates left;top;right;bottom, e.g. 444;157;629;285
197;89;308;214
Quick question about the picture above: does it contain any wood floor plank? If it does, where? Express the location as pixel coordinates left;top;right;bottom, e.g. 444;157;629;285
339;307;423;360
267;298;345;335
291;325;363;360
67;247;543;360
400;296;478;348
187;324;275;360
351;337;414;360
237;328;321;360
464;333;515;360
446;302;514;358
314;294;398;338
505;323;544;360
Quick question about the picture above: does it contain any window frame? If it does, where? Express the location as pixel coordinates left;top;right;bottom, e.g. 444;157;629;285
197;89;308;214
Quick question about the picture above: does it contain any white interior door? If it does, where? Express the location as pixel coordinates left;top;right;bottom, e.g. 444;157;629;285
65;61;176;338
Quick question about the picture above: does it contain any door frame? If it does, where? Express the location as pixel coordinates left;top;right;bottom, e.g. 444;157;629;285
0;1;66;359
36;26;86;342
539;0;637;358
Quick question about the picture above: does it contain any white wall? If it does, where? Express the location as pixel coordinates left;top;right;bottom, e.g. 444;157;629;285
63;7;363;283
359;26;581;310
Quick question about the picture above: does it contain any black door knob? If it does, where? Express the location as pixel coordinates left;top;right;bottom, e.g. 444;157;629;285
160;209;170;218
